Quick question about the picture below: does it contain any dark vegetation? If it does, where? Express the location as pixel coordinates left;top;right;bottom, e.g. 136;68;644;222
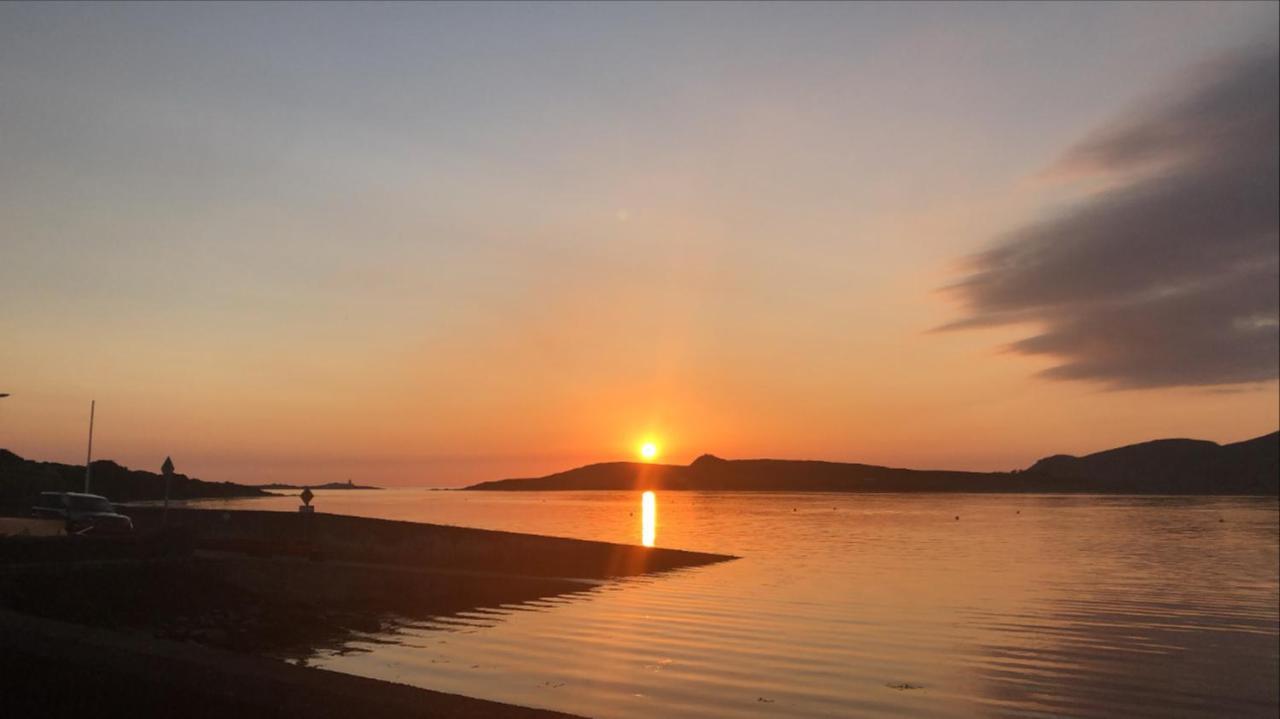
0;449;272;510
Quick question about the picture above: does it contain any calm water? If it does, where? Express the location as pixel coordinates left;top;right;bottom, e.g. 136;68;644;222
203;490;1279;718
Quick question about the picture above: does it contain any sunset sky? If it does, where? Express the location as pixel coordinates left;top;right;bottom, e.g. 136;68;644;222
1;2;1276;486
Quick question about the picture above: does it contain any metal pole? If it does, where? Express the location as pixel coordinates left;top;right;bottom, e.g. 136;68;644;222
84;400;95;493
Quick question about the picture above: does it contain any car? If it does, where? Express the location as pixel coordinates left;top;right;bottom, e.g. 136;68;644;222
31;491;134;535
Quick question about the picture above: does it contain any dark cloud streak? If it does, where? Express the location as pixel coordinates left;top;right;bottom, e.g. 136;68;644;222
943;44;1279;389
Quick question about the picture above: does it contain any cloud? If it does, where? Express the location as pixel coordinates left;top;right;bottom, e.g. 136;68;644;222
942;43;1279;389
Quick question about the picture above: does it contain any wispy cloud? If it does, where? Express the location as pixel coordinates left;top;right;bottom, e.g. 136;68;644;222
942;43;1279;389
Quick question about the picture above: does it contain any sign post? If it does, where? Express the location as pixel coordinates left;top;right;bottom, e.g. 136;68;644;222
298;487;316;559
161;456;175;526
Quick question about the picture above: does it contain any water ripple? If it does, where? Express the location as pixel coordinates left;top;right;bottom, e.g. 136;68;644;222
211;491;1278;719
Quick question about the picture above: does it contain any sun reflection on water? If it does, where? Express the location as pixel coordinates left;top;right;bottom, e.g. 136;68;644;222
641;491;656;547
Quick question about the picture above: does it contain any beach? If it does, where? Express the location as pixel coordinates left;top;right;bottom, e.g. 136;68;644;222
0;506;732;717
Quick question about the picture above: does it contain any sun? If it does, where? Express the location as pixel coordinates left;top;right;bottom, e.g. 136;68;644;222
639;442;658;461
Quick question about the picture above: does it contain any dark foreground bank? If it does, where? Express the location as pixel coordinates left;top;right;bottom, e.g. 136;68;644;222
0;510;733;717
1;609;583;719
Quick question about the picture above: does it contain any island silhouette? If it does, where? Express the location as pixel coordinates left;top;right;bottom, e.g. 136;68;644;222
465;432;1278;495
253;480;382;491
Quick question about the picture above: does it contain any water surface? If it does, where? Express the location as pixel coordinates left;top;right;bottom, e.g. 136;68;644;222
204;490;1279;718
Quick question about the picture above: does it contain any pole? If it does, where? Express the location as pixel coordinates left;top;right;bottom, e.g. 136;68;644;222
162;457;175;527
84;400;95;493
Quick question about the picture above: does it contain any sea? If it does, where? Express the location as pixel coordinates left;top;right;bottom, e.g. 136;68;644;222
201;490;1279;718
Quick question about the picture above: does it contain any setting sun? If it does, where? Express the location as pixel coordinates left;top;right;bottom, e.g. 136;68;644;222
640;442;658;461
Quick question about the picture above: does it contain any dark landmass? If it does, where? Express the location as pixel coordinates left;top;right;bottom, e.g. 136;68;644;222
0;449;272;509
466;432;1279;495
255;479;382;490
1025;432;1278;493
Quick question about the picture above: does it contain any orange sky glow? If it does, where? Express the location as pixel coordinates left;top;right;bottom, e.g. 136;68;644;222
1;3;1275;486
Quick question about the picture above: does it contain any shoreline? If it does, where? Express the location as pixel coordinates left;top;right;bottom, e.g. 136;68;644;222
1;608;584;719
1;509;734;717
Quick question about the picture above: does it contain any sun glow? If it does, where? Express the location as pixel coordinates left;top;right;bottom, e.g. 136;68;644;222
641;491;656;547
640;442;658;461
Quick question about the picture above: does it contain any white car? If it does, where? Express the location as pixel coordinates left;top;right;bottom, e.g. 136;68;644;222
31;492;134;535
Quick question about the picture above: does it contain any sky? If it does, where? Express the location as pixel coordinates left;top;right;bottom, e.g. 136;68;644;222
1;2;1276;486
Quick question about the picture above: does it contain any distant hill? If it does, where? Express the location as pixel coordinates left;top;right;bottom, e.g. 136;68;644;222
0;450;274;508
1026;432;1278;495
466;432;1279;495
254;480;381;490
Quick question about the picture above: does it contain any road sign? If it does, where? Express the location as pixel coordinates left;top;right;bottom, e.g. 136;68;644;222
162;456;175;525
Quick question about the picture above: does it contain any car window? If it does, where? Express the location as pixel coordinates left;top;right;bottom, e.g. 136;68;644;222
35;494;64;510
67;496;114;513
